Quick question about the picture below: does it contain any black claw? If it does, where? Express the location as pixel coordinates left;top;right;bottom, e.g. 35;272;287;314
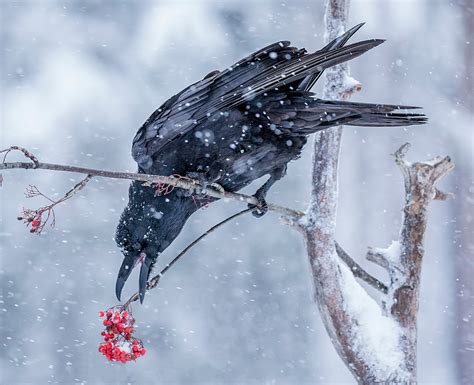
248;194;268;218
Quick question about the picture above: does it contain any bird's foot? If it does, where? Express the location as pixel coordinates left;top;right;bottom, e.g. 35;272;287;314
186;172;224;196
208;182;225;194
248;192;268;218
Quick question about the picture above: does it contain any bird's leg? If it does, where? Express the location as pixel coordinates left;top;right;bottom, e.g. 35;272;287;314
249;165;287;217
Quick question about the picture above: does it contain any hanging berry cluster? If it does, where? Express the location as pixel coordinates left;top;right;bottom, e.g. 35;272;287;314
18;207;51;234
98;307;146;363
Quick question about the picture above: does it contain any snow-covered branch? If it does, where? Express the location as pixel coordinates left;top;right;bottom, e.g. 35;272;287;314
368;143;454;380
297;0;455;383
298;0;384;382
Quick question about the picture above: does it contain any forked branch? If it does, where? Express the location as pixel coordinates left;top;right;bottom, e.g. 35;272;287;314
377;143;454;379
298;0;454;383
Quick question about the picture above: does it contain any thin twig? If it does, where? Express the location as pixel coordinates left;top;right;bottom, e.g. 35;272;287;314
2;145;375;300
0;158;301;220
1;145;39;168
123;208;253;308
18;175;93;233
335;241;388;294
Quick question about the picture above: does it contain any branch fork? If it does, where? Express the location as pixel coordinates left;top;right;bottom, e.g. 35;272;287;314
302;139;454;383
297;1;454;383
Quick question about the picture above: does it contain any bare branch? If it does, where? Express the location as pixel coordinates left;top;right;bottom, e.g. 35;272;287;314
123;208;253;308
433;188;452;201
1;145;39;168
299;1;384;383
335;242;388;294
366;246;390;270
17;175;92;234
384;144;454;379
0;147;303;221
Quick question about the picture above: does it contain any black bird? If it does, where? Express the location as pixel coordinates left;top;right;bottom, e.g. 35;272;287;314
115;24;426;303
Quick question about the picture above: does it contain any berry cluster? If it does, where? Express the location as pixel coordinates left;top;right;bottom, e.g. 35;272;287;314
17;209;45;233
98;307;146;363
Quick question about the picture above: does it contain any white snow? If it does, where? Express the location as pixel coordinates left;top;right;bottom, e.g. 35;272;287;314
372;240;402;265
339;262;408;381
343;74;362;92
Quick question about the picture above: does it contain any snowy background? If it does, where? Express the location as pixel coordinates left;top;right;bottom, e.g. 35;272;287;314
1;1;472;384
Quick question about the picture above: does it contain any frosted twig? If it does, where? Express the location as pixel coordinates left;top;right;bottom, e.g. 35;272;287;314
17;175;92;234
433;188;452;201
1;144;361;271
335;242;388;293
0;145;39;168
123;208;253;308
0;148;302;221
366;246;390;270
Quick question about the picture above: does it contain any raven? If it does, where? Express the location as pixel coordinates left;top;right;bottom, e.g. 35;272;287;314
115;24;426;303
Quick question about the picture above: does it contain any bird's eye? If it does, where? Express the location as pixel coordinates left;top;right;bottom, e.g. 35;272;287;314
132;242;142;251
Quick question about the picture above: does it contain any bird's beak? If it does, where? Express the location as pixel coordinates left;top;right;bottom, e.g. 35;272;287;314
115;252;147;302
139;257;153;304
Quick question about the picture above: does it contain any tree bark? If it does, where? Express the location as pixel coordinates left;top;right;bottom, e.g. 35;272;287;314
296;0;455;383
299;1;377;382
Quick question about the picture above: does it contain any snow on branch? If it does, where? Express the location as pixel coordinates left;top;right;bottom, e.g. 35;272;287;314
297;0;455;383
302;137;454;383
372;143;454;380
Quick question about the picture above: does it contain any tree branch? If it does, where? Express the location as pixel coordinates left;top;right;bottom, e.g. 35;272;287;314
335;242;388;294
298;1;454;383
122;208;253;308
383;143;454;379
366;246;390;270
0;146;302;220
2;145;387;300
299;1;380;383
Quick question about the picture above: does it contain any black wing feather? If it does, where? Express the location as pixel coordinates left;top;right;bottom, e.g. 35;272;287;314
132;31;384;167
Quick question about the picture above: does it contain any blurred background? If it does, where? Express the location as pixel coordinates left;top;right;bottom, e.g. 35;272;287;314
1;0;472;384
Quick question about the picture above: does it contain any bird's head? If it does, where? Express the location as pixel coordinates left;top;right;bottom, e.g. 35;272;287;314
115;182;194;303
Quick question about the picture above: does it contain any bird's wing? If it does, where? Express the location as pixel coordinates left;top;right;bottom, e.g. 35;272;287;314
131;41;304;167
132;37;384;168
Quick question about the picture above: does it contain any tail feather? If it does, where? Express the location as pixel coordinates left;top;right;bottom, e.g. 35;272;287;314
264;94;427;133
315;99;422;111
346;112;428;127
